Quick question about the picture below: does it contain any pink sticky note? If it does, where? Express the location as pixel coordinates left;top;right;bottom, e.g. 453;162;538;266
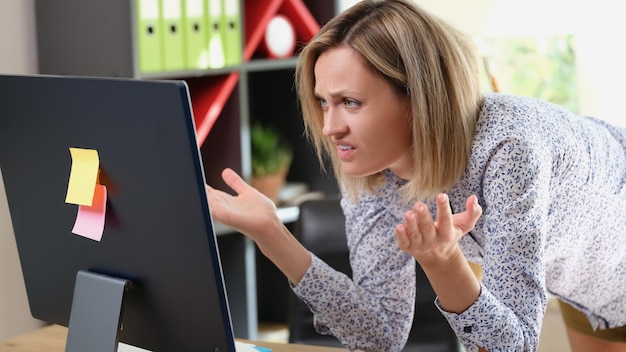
72;184;107;241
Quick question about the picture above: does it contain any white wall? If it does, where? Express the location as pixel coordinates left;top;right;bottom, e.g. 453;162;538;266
414;0;626;126
0;0;46;340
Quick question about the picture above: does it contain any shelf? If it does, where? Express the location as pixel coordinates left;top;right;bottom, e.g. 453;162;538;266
244;57;299;72
186;72;240;146
214;206;299;236
139;65;240;80
143;0;319;145
141;57;298;148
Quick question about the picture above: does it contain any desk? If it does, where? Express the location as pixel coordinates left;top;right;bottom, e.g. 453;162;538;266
0;325;346;352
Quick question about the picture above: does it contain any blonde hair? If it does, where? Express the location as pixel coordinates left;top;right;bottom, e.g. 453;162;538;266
295;0;482;201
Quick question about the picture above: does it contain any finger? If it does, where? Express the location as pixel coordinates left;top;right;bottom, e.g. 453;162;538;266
415;202;436;240
435;193;453;233
395;224;410;250
466;195;482;215
453;195;482;234
403;210;419;240
221;168;249;195
205;183;221;196
205;185;220;205
205;184;229;202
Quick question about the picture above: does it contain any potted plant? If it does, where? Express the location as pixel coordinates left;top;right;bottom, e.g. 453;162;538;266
250;122;293;204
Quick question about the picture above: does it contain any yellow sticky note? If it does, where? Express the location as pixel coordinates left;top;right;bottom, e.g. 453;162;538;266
66;148;100;206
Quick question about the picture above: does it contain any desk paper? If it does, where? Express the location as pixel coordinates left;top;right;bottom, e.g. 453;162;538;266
72;184;107;241
66;148;100;206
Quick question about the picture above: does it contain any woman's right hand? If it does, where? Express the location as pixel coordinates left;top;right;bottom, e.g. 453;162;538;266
205;168;280;242
207;168;312;285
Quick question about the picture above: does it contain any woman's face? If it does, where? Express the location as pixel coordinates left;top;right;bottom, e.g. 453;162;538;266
314;47;413;179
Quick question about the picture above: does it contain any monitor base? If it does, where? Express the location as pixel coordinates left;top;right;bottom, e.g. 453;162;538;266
66;270;132;352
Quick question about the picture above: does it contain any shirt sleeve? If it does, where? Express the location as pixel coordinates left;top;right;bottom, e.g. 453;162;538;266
292;185;416;352
439;137;552;351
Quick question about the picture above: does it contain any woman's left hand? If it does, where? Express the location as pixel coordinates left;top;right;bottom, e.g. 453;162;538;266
395;193;482;267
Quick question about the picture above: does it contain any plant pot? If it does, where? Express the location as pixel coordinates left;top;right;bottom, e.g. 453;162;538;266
251;168;288;205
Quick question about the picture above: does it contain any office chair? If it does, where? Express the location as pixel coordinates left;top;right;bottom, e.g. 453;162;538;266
288;197;461;351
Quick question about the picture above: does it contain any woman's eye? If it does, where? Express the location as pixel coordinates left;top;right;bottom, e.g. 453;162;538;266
343;99;358;108
318;98;328;108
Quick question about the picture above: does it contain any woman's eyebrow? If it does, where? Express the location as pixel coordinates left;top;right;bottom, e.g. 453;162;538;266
314;89;355;99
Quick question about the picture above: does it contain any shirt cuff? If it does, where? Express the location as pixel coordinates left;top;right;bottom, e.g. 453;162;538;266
434;284;500;347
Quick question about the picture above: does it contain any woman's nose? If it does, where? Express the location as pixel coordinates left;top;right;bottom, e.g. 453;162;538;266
322;108;347;136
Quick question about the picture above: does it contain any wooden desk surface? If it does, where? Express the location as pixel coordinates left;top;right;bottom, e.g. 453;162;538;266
0;325;347;352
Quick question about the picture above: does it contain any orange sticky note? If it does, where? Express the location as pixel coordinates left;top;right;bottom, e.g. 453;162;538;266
66;148;100;206
72;184;107;241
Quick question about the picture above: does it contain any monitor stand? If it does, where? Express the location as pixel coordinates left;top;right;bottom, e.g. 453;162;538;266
66;270;133;352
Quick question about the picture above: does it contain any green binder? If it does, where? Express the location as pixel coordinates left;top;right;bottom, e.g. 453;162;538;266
160;0;186;71
183;0;209;69
136;0;163;73
206;0;225;68
221;0;242;67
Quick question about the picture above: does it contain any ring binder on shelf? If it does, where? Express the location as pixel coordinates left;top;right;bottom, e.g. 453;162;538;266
207;0;226;68
222;0;243;67
183;0;210;69
161;0;186;71
136;0;164;73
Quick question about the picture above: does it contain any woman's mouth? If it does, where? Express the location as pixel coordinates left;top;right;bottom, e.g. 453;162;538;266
336;144;355;160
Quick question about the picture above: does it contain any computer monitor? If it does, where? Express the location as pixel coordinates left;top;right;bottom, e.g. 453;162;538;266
0;74;236;351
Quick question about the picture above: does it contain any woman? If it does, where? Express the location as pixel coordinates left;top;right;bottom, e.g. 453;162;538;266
206;0;626;351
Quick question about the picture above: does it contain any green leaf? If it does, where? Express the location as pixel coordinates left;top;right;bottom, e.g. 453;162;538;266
251;123;293;177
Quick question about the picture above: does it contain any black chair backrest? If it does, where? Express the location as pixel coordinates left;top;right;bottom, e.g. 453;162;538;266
288;197;351;347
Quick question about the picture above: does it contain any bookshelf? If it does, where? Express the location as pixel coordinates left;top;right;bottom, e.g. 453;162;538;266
34;0;339;341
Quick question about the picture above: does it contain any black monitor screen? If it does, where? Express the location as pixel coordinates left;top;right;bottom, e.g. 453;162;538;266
0;74;236;352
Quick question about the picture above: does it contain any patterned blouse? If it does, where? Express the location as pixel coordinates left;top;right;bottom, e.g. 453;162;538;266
292;93;626;351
